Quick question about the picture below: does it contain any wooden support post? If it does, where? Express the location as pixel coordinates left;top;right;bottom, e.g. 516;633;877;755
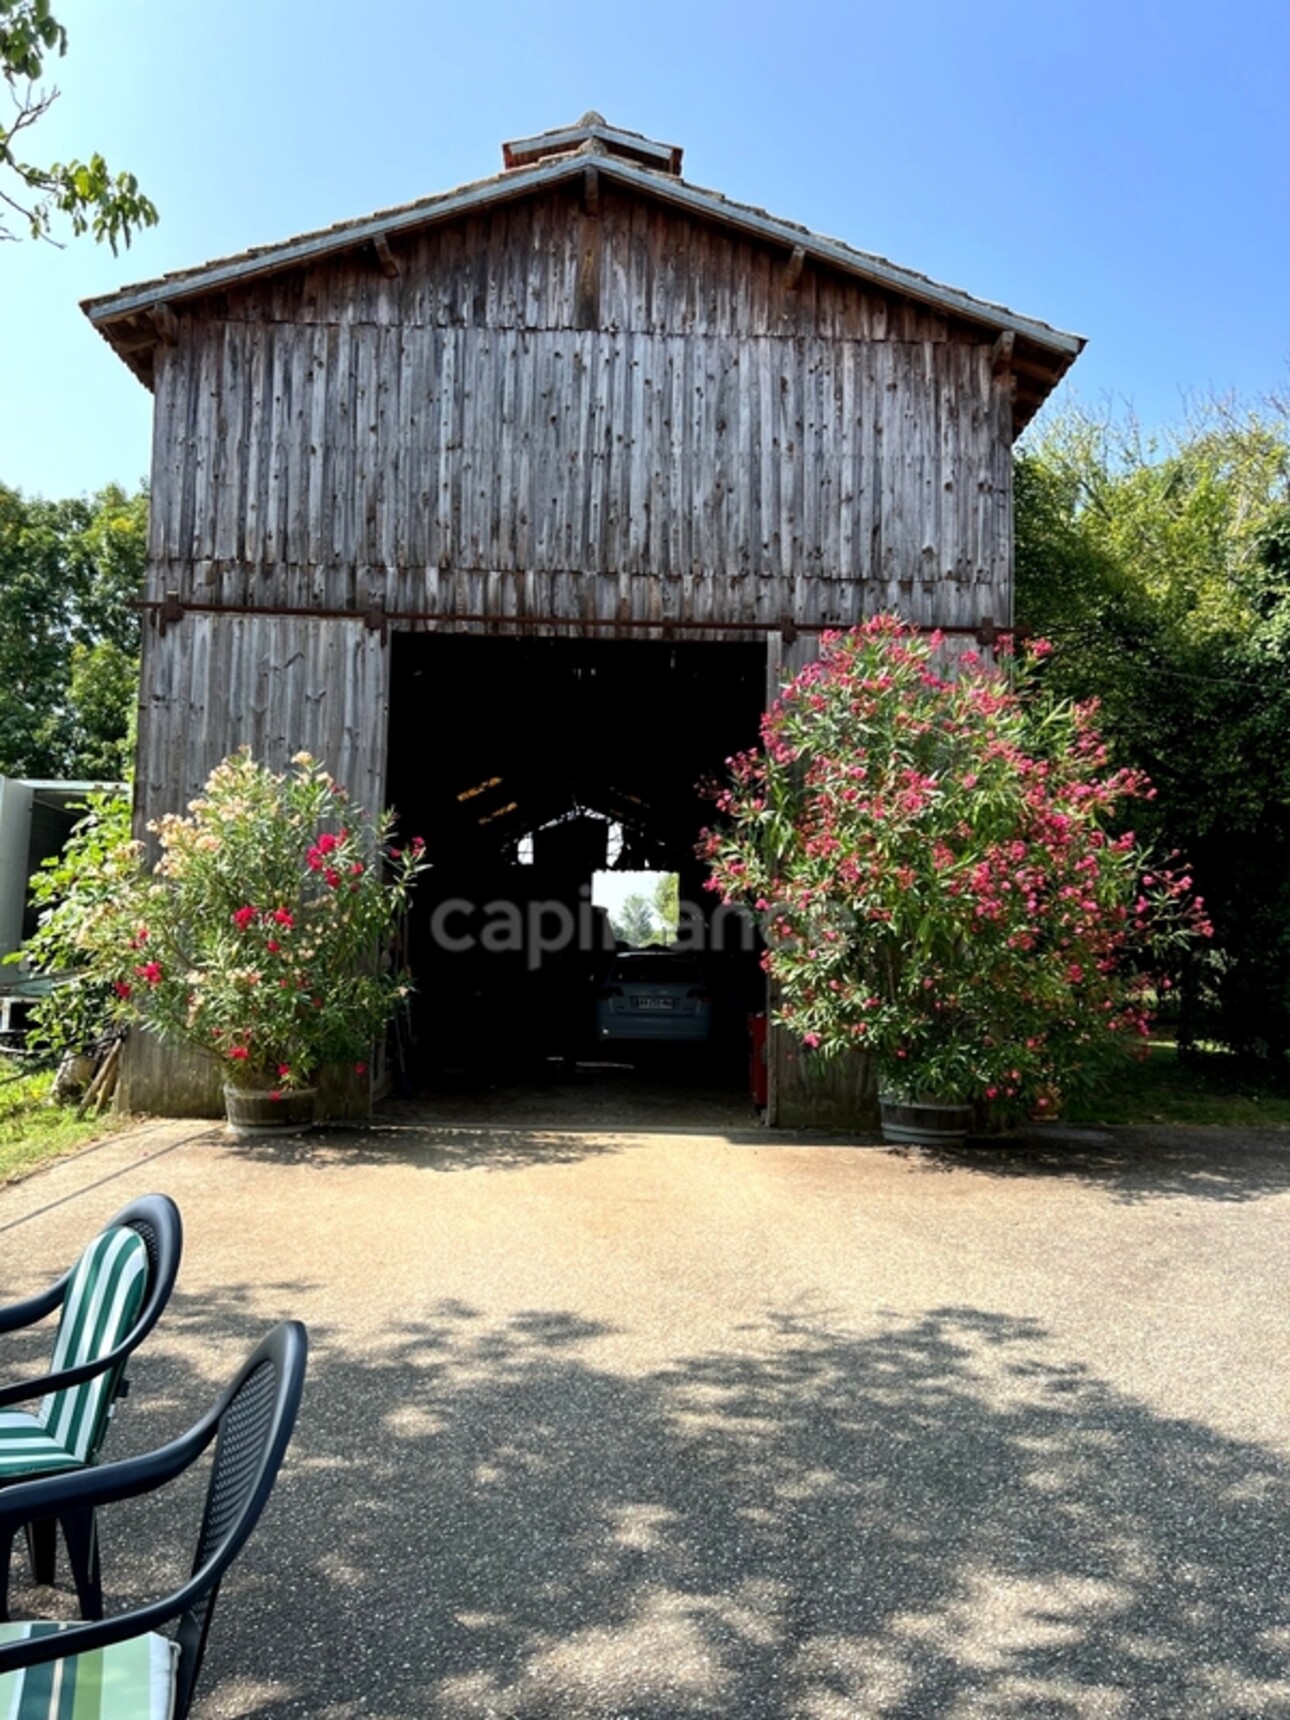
148;304;179;345
991;329;1015;375
783;245;806;291
583;165;600;216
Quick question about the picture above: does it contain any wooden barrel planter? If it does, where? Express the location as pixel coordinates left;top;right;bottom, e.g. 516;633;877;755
223;1086;317;1139
878;1095;973;1149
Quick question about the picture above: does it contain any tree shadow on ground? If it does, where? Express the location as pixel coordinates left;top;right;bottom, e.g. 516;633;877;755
900;1123;1290;1205
218;1122;627;1174
9;1292;1290;1719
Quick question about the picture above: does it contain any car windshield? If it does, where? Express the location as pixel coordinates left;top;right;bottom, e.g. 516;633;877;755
610;955;704;986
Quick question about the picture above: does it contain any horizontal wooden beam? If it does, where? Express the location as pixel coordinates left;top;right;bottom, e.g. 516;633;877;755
131;594;1015;642
113;328;157;355
1011;353;1062;383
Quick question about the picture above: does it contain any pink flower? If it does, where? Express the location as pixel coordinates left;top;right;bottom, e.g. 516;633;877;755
278;1063;292;1077
135;961;163;986
273;908;294;928
350;861;364;877
802;1034;820;1049
266;940;280;953
324;868;341;889
355;1061;368;1075
228;1045;249;1062
232;905;257;931
315;832;339;855
114;980;132;1000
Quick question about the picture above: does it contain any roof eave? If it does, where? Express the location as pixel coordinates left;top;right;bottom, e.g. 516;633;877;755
83;153;1084;416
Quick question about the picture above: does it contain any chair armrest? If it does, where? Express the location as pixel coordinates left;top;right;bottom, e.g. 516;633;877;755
0;1415;217;1529
0;1411;220;1621
0;1272;68;1337
0;1301;170;1408
0;1600;185;1672
0;1346;128;1410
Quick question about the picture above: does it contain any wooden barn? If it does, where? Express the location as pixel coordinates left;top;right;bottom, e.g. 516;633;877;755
84;114;1083;1123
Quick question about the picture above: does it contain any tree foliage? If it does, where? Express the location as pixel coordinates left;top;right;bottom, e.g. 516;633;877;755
1015;404;1290;1065
0;482;145;779
651;872;680;940
1;0;156;249
609;875;680;947
15;785;133;1058
611;892;659;948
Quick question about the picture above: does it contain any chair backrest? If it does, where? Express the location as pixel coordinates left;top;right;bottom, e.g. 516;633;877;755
173;1321;307;1717
38;1227;148;1461
37;1194;183;1464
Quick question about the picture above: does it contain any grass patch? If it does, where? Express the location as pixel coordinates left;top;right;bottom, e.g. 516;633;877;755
1064;1040;1290;1128
0;1062;125;1184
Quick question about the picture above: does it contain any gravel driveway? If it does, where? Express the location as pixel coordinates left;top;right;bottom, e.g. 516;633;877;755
2;1109;1289;1718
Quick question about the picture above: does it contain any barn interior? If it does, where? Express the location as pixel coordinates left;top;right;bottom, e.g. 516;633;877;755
385;634;768;1101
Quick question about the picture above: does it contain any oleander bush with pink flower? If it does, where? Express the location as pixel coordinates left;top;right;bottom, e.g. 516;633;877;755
23;750;426;1092
700;615;1211;1123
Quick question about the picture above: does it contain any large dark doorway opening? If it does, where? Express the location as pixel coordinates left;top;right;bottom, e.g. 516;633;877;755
385;634;767;1109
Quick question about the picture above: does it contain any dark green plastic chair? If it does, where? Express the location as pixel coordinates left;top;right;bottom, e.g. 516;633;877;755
0;1322;307;1720
0;1195;183;1616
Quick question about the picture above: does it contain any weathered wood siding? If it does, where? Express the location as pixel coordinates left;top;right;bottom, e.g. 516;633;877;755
146;187;1014;636
135;614;388;826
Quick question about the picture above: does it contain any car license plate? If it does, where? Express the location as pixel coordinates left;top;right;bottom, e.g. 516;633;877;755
634;996;674;1009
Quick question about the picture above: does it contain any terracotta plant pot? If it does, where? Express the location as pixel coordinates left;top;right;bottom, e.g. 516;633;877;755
878;1094;973;1148
223;1085;317;1139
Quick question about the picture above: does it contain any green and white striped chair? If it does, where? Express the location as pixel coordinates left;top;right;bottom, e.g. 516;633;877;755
0;1322;308;1720
0;1197;182;1620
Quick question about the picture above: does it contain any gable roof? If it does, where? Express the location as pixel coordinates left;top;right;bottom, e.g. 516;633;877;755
83;116;1083;431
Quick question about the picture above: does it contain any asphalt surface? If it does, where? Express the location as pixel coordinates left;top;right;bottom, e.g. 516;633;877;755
3;1090;1290;1719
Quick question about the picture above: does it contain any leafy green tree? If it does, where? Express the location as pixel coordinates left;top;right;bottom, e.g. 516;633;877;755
1;0;156;249
13;786;133;1057
651;872;680;942
611;892;658;948
1016;405;1290;1065
0;483;145;778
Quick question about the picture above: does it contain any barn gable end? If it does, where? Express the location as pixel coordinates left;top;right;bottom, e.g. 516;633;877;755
138;184;1022;640
84;119;1084;1124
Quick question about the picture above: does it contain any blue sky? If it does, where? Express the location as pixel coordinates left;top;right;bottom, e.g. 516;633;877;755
2;0;1287;499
